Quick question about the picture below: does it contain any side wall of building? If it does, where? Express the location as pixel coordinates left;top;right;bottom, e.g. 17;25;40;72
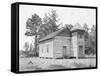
72;31;85;58
72;34;78;57
39;39;54;58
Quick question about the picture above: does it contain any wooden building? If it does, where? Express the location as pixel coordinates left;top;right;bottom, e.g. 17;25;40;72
39;23;85;59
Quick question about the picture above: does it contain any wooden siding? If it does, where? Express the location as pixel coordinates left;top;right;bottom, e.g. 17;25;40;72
39;40;54;58
77;31;85;57
53;36;72;58
77;39;85;57
72;32;85;58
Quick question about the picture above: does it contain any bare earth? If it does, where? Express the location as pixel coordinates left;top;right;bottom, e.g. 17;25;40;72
19;57;96;71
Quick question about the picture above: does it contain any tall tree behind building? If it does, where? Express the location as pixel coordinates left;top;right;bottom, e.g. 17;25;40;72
25;14;42;56
83;23;89;46
65;24;73;30
83;24;96;55
39;9;61;39
89;25;96;54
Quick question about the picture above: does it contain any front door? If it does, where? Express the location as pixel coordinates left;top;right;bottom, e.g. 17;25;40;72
63;46;67;58
78;45;83;58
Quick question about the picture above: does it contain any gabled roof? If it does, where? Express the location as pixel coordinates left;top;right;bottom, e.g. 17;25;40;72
39;27;66;42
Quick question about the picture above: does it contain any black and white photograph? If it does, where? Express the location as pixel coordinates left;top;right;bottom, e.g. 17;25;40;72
14;3;97;72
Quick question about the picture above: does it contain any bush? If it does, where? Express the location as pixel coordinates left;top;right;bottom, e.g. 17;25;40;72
85;47;95;55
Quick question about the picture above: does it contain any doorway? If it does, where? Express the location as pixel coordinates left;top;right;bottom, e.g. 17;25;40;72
63;46;67;58
78;45;83;57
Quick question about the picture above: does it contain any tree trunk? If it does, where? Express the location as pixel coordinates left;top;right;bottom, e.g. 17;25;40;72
34;34;38;56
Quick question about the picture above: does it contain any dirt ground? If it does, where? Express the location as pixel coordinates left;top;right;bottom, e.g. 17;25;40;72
19;57;96;71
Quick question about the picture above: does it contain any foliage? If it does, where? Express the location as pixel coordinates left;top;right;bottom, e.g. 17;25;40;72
65;24;73;30
24;42;29;51
25;14;42;56
83;23;89;32
28;43;38;57
29;43;33;51
25;11;61;56
43;9;60;30
84;25;96;55
25;14;42;36
39;9;61;39
89;25;96;54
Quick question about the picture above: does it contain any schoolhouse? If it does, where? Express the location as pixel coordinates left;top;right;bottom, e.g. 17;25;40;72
38;23;85;59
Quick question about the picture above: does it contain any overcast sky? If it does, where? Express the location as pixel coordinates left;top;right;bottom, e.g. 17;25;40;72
19;5;96;50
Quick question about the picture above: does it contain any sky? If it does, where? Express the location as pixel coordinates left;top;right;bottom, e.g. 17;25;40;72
19;5;96;50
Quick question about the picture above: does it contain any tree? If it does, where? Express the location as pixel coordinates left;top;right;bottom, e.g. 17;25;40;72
83;23;90;47
24;42;29;51
25;13;42;56
29;43;33;51
85;25;96;55
82;24;91;55
91;25;96;32
43;13;49;24
65;24;73;30
89;25;96;54
39;9;61;39
83;23;89;32
48;9;60;31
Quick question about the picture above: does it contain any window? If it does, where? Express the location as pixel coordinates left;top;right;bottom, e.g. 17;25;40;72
63;46;67;49
79;34;83;38
79;45;83;54
63;46;67;58
47;45;49;53
79;46;83;50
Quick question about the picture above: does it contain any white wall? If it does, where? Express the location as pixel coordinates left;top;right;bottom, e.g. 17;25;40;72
0;0;99;76
72;35;78;57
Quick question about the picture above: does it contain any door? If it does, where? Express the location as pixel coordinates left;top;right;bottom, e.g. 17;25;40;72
78;45;83;57
63;46;67;58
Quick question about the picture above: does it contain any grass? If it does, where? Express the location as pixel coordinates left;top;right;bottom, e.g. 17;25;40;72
73;62;87;68
19;57;96;71
47;65;67;70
